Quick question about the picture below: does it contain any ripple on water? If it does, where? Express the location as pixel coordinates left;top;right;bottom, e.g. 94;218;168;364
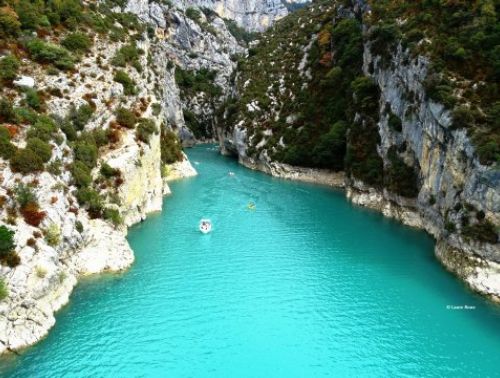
1;145;500;378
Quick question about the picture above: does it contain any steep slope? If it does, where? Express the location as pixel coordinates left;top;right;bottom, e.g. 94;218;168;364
126;0;245;144
219;0;500;300
0;0;202;354
127;0;310;32
182;0;309;31
0;0;303;352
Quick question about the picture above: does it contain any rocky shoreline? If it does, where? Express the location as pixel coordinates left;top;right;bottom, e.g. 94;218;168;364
0;156;197;355
235;155;500;303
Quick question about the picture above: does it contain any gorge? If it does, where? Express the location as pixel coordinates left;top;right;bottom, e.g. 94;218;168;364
0;0;498;372
1;145;500;377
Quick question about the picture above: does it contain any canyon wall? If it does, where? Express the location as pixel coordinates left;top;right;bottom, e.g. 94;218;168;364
218;1;500;300
0;2;201;353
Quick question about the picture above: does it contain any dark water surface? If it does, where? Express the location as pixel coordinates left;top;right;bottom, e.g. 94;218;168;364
1;145;499;377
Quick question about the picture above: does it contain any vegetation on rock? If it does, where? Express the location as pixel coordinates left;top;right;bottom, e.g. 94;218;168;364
368;0;500;165
160;129;183;164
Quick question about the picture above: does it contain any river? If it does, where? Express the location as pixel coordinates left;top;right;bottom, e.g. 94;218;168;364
1;145;499;377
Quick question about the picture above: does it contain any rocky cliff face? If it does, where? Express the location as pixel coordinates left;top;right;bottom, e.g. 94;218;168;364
0;2;200;354
352;41;500;300
218;0;500;300
0;0;497;357
181;0;309;31
126;0;244;144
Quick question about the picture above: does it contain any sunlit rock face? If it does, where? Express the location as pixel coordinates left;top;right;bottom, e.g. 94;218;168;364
183;0;310;31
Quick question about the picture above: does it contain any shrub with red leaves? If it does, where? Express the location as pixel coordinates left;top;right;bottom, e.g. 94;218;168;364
21;202;46;227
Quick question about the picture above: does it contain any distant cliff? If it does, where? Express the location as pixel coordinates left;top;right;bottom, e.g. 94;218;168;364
181;0;310;31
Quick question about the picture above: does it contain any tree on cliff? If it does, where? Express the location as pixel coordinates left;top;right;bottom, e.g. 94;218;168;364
0;225;15;258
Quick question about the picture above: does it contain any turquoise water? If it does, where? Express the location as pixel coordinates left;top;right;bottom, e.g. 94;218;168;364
1;144;500;377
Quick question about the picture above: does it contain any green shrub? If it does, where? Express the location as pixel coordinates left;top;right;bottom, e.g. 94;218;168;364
14;106;37;124
24;88;41;110
74;141;97;168
16;0;44;30
388;112;402;132
115;107;137;128
330;18;363;68
0;278;8;300
423;73;457;108
0;139;16;160
183;109;205;138
26;137;52;163
75;220;83;233
160;129;183;164
0;225;15;259
103;208;122;227
0;98;17;123
311;121;347;170
57;117;77;141
351;76;379;116
175;67;221;98
368;22;400;63
53;116;75;141
0;126;10;140
136;118;158;144
111;43;142;70
445;221;456;233
71;161;92;187
113;70;136;95
10;148;44;173
451;106;475;130
0;126;16;160
151;103;161;116
487;102;500;132
185;7;201;22
462;221;498;244
26;38;75;70
385;147;419;198
346;120;384;187
15;183;37;208
47;159;62;175
91;129;109;147
68;104;94;130
0;54;20;83
224;19;256;44
27;116;57;142
61;32;92;52
100;163;119;178
44;0;84;28
76;188;103;218
44;223;61;246
476;140;499;165
0;6;21;38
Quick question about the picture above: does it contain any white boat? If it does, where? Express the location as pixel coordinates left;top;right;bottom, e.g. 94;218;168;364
199;219;212;234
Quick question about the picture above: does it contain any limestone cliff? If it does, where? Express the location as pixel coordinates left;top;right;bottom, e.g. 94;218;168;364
351;41;500;300
0;2;198;354
218;0;500;300
182;0;309;31
126;0;244;144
